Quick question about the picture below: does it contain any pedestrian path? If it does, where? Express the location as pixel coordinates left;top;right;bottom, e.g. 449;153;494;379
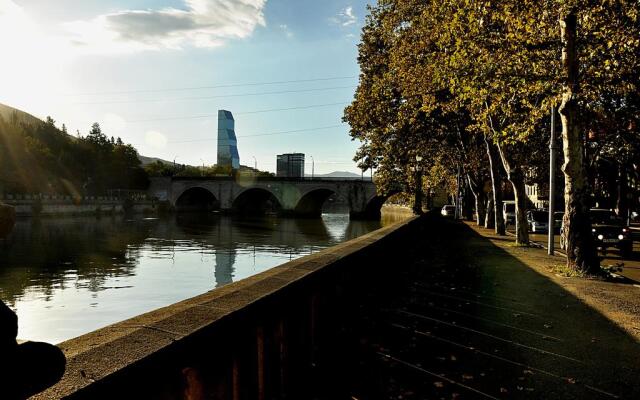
343;216;640;399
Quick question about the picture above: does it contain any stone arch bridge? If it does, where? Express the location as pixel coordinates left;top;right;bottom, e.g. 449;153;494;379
148;177;397;219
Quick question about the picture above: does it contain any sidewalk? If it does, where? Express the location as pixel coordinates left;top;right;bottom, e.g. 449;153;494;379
339;215;640;399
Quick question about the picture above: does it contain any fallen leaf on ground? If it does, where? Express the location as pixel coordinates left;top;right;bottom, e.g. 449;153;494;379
434;381;444;388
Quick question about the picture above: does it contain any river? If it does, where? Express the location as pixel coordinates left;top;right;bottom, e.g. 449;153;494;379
0;211;408;344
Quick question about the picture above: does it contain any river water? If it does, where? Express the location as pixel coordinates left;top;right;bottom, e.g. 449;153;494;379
0;211;408;344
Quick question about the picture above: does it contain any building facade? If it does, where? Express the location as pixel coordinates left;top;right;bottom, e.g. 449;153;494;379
217;110;240;169
276;153;305;178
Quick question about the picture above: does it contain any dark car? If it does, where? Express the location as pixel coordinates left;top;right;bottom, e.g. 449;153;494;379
553;211;563;232
527;210;549;233
590;209;633;257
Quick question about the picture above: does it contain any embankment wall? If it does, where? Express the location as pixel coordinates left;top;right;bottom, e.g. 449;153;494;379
32;215;421;400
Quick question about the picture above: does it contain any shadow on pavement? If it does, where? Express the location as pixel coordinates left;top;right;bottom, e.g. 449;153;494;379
327;214;640;399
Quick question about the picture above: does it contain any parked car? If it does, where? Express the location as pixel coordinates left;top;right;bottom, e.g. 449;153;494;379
553;211;564;232
527;210;549;233
503;201;516;226
441;205;456;218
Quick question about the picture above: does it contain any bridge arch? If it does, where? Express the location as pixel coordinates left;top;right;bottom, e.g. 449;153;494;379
294;188;336;218
175;187;220;212
359;189;403;219
232;188;282;216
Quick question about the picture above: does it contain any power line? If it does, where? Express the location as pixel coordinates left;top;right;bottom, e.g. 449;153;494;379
166;125;345;144
128;102;350;123
65;75;358;96
74;85;356;106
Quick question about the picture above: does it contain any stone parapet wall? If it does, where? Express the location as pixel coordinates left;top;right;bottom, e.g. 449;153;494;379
32;215;421;400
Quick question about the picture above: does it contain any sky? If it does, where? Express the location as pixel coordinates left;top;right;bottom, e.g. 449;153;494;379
0;0;372;174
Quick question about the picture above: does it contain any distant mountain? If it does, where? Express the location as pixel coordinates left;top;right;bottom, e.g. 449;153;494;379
138;154;175;166
305;171;369;180
0;103;42;126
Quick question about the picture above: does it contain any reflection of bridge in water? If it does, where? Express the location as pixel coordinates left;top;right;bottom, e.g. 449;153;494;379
169;214;385;287
149;177;398;219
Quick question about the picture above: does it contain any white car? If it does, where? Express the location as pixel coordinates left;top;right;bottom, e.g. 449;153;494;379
441;205;455;217
503;200;516;226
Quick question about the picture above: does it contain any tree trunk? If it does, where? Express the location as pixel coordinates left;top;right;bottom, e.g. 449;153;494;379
512;177;529;245
485;137;505;235
497;143;529;245
559;11;600;274
468;175;487;226
485;197;495;229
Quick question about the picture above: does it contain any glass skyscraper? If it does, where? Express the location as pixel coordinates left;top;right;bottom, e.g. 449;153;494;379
217;110;240;169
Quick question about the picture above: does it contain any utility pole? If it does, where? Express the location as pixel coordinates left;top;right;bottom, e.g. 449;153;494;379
455;164;462;220
252;156;257;171
413;155;424;215
548;106;557;255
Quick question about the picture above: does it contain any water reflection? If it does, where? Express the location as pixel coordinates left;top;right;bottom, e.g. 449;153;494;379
0;212;407;343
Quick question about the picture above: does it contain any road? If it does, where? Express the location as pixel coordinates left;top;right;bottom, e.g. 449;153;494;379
511;226;640;283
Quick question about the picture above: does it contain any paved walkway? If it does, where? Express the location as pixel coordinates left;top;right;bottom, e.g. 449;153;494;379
341;215;640;399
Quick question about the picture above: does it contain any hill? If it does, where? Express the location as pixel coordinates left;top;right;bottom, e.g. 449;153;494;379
0;103;42;126
0;104;148;195
0;103;171;169
138;154;175;166
305;171;367;180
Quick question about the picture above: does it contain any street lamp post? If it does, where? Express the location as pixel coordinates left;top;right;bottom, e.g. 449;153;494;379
310;156;314;179
252;156;257;172
548;106;558;255
200;158;205;176
413;155;424;215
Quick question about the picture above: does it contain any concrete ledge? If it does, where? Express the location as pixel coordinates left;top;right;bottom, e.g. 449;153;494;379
32;215;420;399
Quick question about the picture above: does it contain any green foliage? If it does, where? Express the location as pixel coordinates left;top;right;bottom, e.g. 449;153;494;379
144;161;274;178
0;114;148;196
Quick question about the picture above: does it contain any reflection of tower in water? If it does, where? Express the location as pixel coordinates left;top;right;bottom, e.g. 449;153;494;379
214;249;236;287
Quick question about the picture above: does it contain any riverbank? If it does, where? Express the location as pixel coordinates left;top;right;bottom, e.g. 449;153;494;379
0;196;158;216
29;215;420;399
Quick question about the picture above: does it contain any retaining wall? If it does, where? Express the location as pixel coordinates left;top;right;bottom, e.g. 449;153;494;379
32;215;421;400
0;196;157;216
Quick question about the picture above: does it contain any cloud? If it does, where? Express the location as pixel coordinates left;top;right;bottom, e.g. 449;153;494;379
64;0;268;53
145;130;168;149
331;6;357;27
